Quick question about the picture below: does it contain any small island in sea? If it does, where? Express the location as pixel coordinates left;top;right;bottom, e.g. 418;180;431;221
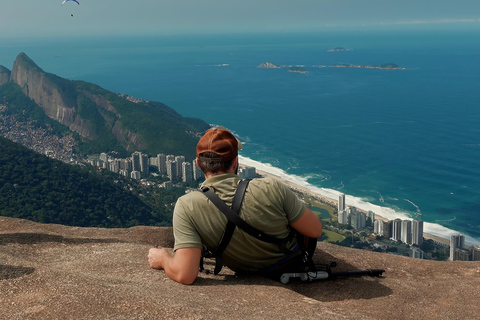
330;63;404;70
257;62;280;68
327;47;353;52
288;67;308;74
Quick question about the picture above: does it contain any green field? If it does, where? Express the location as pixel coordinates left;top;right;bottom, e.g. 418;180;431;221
321;230;346;243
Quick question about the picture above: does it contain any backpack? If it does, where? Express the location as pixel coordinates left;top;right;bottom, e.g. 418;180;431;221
199;179;314;277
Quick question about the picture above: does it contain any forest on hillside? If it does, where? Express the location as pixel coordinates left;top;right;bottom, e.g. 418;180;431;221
0;136;183;228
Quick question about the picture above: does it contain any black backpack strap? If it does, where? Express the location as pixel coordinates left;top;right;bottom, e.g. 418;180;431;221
201;183;285;247
207;179;250;275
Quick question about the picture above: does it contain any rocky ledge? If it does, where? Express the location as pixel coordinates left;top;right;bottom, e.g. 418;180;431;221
1;216;480;319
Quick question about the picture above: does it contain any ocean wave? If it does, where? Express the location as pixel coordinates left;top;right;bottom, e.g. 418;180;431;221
435;216;457;223
377;191;385;203
238;154;480;245
404;199;421;216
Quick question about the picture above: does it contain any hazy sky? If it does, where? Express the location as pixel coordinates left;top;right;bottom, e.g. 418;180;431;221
1;0;479;37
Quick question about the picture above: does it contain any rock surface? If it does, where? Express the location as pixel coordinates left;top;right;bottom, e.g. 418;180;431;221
1;216;480;319
0;65;10;85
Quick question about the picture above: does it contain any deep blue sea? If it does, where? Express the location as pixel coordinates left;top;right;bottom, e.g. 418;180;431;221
1;29;480;243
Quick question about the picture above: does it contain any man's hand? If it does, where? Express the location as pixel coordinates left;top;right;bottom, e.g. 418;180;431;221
148;247;202;285
148;247;170;269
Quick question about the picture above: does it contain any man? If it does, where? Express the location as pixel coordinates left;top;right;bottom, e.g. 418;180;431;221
148;127;322;284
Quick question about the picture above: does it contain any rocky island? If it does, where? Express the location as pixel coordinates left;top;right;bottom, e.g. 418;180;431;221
288;67;308;74
257;62;280;69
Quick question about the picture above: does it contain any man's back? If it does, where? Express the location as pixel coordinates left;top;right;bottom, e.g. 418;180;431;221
173;173;305;272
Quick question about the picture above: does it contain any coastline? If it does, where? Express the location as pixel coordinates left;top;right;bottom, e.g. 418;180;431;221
254;167;451;246
238;155;462;246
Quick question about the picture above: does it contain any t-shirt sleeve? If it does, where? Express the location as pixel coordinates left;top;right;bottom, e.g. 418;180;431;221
275;179;306;223
172;197;204;251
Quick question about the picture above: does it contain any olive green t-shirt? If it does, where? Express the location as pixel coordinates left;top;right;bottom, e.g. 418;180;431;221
173;173;306;273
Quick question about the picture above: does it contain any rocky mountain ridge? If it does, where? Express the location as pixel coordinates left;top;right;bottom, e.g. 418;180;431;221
0;53;210;159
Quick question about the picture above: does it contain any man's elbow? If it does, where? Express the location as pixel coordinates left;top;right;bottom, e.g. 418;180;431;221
173;271;198;285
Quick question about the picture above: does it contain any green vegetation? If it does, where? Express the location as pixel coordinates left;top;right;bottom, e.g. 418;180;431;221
0;136;176;228
71;80;210;159
319;229;345;243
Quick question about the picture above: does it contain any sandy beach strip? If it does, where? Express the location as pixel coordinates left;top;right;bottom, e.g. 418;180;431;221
254;168;451;246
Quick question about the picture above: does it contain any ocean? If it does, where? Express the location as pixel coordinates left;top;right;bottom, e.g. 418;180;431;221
1;28;480;244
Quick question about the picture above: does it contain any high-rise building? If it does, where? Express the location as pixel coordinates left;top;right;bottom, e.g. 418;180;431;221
412;219;424;246
384;220;392;238
351;211;366;230
192;160;204;181
108;161;119;173
375;220;392;238
367;211;375;227
338;193;345;213
450;234;465;261
182;162;193;182
374;220;387;236
175;156;185;180
166;160;177;181
140;153;150;175
391;219;402;241
401;220;412;244
157;154;167;175
120;158;132;171
131;152;141;172
470;246;480;261
338;210;347;225
453;248;471;261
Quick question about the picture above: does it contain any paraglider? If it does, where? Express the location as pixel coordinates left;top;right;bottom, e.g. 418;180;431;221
62;0;80;5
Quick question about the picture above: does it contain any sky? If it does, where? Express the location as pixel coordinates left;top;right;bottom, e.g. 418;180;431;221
1;0;480;37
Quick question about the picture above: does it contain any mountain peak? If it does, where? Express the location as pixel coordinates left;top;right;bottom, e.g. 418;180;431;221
13;52;44;73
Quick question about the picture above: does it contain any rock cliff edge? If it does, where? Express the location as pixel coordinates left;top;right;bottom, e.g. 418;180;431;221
1;216;479;319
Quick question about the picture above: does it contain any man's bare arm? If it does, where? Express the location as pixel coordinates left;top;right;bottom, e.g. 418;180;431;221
290;207;323;238
148;247;202;285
